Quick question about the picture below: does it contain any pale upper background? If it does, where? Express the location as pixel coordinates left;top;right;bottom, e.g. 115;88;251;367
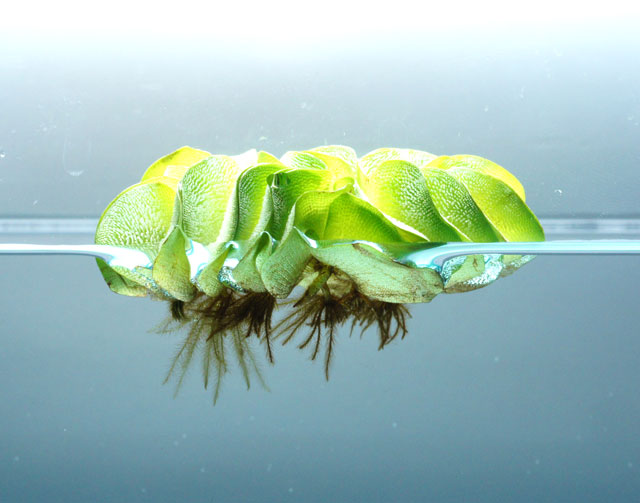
0;0;639;218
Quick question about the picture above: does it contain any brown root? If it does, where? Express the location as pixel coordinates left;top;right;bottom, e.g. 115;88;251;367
348;294;412;349
178;290;277;363
158;268;412;400
274;286;351;380
161;289;276;403
274;283;411;380
170;299;186;321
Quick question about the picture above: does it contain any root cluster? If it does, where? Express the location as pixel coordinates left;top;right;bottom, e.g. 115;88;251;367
159;266;412;402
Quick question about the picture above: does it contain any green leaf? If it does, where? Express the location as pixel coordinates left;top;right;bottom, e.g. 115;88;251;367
234;163;283;242
310;145;357;169
232;149;259;171
359;147;437;175
232;232;275;292
96;258;147;297
140;146;211;182
179;155;243;246
267;168;335;240
260;229;312;298
442;255;486;293
421;167;501;242
427;154;527;202
444;166;545;241
357;159;460;242
305;146;356;180
95;180;176;257
280;151;328;171
323;192;404;243
311;242;444;303
95;179;177;295
257;151;283;165
153;226;196;301
194;246;230;298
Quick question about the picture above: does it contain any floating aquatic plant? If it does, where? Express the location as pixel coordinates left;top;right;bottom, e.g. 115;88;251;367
95;145;544;401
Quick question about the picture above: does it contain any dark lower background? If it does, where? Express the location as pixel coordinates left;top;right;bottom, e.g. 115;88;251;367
1;245;639;502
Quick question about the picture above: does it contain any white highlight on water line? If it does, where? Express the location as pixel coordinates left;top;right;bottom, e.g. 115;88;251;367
2;218;640;236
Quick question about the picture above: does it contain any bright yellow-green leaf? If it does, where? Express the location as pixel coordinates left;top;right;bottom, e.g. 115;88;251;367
179;155;243;246
232;149;259;171
280;151;328;171
421;168;501;242
96;180;176;256
358;159;460;242
257;151;283;165
268;168;335;240
305;147;355;180
323;193;404;243
234;163;283;242
310;145;357;169
358;147;437;175
427;155;526;202
141;146;211;182
445;166;545;241
95;179;177;296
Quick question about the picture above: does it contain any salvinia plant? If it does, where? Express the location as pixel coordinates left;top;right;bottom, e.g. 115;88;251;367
95;145;544;401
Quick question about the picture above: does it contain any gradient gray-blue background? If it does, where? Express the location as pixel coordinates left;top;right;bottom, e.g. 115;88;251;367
1;3;640;502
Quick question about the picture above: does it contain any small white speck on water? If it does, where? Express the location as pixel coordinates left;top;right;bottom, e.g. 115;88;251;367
66;170;85;177
259;136;268;141
0;149;5;159
628;461;634;469
13;456;20;463
173;440;179;447
483;105;490;112
554;188;563;195
200;466;206;473
494;356;500;363
534;458;541;465
288;487;294;494
140;487;147;494
181;433;187;439
392;422;398;429
32;200;39;206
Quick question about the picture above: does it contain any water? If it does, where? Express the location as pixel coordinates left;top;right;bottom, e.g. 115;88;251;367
1;219;640;502
3;218;640;282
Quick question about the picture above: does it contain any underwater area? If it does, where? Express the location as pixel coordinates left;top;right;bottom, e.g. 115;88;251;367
1;3;640;502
